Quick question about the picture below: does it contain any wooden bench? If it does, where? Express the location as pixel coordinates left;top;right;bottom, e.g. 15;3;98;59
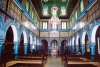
7;60;43;67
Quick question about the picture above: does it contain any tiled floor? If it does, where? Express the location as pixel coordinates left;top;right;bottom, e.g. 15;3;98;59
45;57;64;67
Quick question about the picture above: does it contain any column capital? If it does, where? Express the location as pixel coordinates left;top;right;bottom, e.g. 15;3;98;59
90;44;95;47
81;44;85;47
13;42;19;46
24;43;28;46
0;39;5;45
0;28;4;39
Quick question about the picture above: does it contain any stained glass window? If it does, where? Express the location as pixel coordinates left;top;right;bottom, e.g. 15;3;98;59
43;22;48;29
26;0;29;11
80;0;84;12
72;16;74;23
32;10;34;19
75;10;78;19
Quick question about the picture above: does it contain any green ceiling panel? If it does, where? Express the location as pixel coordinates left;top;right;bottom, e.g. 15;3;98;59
31;0;78;19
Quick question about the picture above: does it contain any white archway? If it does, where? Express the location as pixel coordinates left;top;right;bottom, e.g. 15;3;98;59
82;31;87;44
23;31;27;43
11;25;18;42
91;25;100;54
70;39;71;47
91;25;99;43
76;35;79;45
72;37;75;46
29;35;33;44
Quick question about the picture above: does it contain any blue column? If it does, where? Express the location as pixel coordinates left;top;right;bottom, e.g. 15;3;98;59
39;45;41;50
36;45;38;51
30;44;33;53
70;46;71;51
90;45;95;55
0;40;4;57
34;45;36;51
14;42;19;60
90;44;95;61
38;45;39;51
24;43;28;55
76;45;79;52
41;45;43;50
68;46;70;51
48;46;50;56
72;45;74;51
81;46;85;56
14;42;19;55
58;46;61;56
66;46;68;50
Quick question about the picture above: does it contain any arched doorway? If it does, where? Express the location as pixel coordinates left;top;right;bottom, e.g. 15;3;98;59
95;27;100;54
28;36;30;55
76;35;81;52
81;31;90;58
72;37;75;51
61;40;66;52
19;33;24;55
19;31;28;55
51;40;58;50
95;26;100;61
78;38;81;52
50;40;58;57
41;39;48;53
2;26;14;63
84;33;90;59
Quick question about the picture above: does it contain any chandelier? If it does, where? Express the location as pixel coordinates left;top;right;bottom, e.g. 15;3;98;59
49;0;60;37
48;6;61;29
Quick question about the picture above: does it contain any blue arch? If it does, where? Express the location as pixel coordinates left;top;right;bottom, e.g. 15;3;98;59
0;16;5;39
41;39;48;42
28;33;33;44
4;20;19;42
0;16;4;28
90;20;100;45
80;28;90;46
19;26;29;44
49;38;59;45
60;38;67;43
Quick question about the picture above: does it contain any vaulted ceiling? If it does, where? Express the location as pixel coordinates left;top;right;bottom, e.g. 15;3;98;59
31;0;78;19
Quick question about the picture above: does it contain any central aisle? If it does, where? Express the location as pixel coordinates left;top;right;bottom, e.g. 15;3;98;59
45;57;64;67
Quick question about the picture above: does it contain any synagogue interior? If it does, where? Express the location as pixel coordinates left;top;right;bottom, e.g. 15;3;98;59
0;0;100;67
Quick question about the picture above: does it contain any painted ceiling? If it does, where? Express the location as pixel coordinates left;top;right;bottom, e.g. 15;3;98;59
31;0;78;19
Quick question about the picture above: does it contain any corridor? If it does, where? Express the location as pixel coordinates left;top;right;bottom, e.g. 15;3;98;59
45;57;64;67
5;56;100;67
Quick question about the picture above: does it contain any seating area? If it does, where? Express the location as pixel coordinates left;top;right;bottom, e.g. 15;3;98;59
60;50;100;67
0;0;100;67
0;50;47;67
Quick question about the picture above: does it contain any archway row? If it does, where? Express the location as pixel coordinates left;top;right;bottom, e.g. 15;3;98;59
68;21;100;61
